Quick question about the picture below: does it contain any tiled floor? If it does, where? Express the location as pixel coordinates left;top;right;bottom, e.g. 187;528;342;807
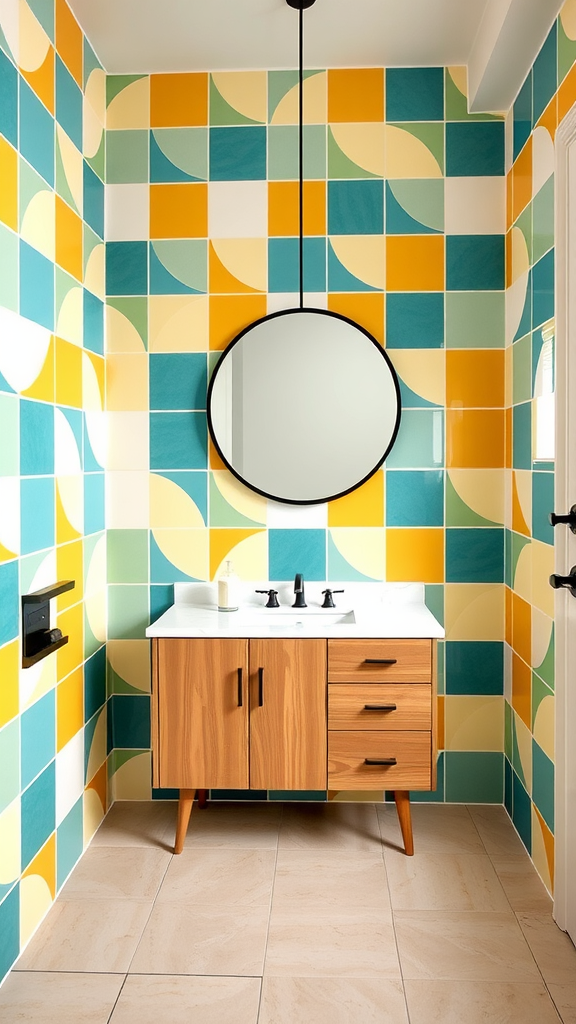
2;801;576;1023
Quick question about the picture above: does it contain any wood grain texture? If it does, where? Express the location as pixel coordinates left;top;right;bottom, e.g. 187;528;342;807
431;639;438;792
328;731;431;790
151;639;160;789
156;638;249;789
394;790;414;856
327;639;432;683
249;639;327;791
328;684;432;731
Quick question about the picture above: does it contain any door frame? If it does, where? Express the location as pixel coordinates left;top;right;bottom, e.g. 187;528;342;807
553;104;576;935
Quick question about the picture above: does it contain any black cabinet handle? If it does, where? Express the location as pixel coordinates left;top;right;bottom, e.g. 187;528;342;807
258;667;264;707
364;757;397;766
549;567;576;597
237;667;243;707
364;658;397;665
550;505;576;532
363;704;397;711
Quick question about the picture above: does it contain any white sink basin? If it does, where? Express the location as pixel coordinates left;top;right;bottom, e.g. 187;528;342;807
238;610;356;627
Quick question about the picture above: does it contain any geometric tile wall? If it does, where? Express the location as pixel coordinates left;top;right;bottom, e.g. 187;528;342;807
0;0;106;984
104;65;509;819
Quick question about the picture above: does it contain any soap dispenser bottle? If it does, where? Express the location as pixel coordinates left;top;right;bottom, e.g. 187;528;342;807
217;560;239;612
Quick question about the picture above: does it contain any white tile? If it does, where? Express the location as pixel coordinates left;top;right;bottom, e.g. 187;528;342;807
267;501;328;528
106;184;149;241
106;471;150;528
107;413;149;471
445;177;505;235
267;293;327;314
0;477;19;555
56;732;85;828
209;181;267;238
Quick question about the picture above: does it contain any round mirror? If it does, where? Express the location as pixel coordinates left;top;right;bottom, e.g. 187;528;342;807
207;308;401;505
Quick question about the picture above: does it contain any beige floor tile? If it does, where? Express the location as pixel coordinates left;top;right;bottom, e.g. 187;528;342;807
385;851;509;912
184;801;282;849
109;975;261;1024
468;805;528;858
272;850;391;914
129;902;269;976
279;802;383;852
259;977;409;1024
0;972;124;1023
15;900;152;973
60;847;172;901
378;804;485;856
549;983;576;1024
404;980;562;1023
491;856;553;913
265;908;401;978
156;848;275;906
394;911;541;981
91;801;177;850
517;914;576;985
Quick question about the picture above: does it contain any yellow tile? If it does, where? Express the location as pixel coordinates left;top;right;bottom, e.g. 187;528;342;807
150;73;208;127
21;336;55;404
444;695;503;751
445;583;505;640
268;180;326;236
447;409;505;468
328;293;384;345
512;651;531;730
55;337;83;408
532;806;554;892
328;69;384;122
329;528;386;580
209;528;263;580
209;294;267;350
386;236;444;291
56;602;84;681
106;78;150;130
150;295;208;352
386;528;444;583
56;667;84;751
22;44;55;117
56;541;83;611
209;239;266;293
0;136;17;230
107;640;151;694
106;353;149;411
55;0;82;86
446;351;504;409
512;136;532;222
0;641;19;728
328;471;384;527
150;183;207;239
55;196;83;281
212;72;267;123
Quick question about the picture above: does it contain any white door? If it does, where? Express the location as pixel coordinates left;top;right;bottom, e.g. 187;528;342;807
553;112;576;944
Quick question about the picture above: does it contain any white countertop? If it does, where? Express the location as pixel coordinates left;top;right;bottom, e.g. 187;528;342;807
146;582;445;639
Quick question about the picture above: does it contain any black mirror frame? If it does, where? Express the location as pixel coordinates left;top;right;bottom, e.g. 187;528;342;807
206;307;402;506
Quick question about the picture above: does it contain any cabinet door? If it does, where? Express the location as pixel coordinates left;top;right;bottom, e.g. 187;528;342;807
155;638;249;789
249;639;327;791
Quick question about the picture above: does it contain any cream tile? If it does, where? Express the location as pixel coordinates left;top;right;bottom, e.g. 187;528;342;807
15;900;152;973
156;848;275;906
130;902;269;976
0;972;124;1023
91;801;177;849
61;847;172;901
184;801;282;849
491;856;553;913
549;984;576;1024
272;850;391;914
265;908;401;978
385;851;509;912
279;802;382;852
468;805;527;857
109;975;261;1024
404;980;563;1024
259;977;409;1024
378;804;484;856
394;911;541;981
517;914;576;985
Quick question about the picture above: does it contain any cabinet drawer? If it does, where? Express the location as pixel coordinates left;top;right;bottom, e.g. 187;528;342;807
328;684;431;731
328;639;431;682
328;731;431;790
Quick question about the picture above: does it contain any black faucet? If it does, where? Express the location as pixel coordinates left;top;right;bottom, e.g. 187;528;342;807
292;573;307;608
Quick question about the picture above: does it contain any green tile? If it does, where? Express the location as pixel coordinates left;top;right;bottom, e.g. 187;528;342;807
505;701;513;760
515;203;532;265
108;585;149;639
210;76;262;126
107;529;149;583
446;474;499;527
0;394;18;473
268;125;326;180
445;751;503;802
106;297;148;349
56;130;80;213
532;739;554;832
444;68;502;122
385;409;444;469
445;292;505;348
558;16;576;86
511;532;531;589
532;672;553;730
424;584;444;628
84;224;103;278
106;129;149;184
328;127;378;179
391;122;444;173
55;267;77;323
0;223;18;313
534;623;554;690
532;176;554;264
0;719;19;815
512;334;532;405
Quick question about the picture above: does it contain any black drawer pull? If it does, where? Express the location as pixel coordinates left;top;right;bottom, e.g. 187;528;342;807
364;658;397;665
364;704;397;711
364;757;397;766
258;667;264;707
237;667;243;707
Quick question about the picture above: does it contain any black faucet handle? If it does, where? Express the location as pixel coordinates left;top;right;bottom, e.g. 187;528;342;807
255;589;280;608
321;588;344;608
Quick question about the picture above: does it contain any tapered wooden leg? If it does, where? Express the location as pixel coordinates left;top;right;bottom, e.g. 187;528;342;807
197;789;208;809
174;789;195;854
394;790;414;856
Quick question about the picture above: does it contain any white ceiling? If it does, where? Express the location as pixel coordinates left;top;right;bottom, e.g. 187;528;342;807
69;0;563;111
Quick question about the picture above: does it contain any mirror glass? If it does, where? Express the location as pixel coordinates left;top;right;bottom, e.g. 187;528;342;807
207;309;401;504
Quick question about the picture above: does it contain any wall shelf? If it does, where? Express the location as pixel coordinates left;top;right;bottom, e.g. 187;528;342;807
21;580;75;669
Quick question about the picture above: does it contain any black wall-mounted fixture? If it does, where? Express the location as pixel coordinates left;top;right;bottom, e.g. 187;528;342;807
22;580;75;668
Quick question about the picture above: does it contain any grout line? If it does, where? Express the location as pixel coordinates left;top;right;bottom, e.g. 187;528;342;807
122;841;174;977
105;972;128;1024
377;803;410;1022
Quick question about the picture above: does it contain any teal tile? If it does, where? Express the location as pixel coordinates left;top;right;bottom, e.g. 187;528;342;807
56;796;83;889
106;130;149;183
150;127;207;183
532;471;554;544
385;409;444;468
106;242;147;296
209;126;266;181
446;641;503;694
108;585;149;639
386;68;444;122
385;180;443;234
0;719;19;815
150;353;207;411
20;477;54;554
532;177;554;264
328;180;383;235
512;769;531;852
446;528;504;584
150;412;207;470
386;293;444;349
328;241;378;292
513;73;532;162
107;529;149;584
411;752;445;801
20;400;54;475
532;249;554;330
446;235;504;291
20;240;54;330
0;394;19;474
107;695;150;749
513;402;532;470
532;740;554;833
19;80;54;187
269;529;326;581
446;122;504;177
84;473;104;533
269;791;326;801
512;334;532;405
533;22;557;124
55;55;82;151
0;223;18;313
0;49;17;148
268;238;326;292
85;647;106;722
0;885;19;985
21;761;55;868
445;751;503;802
150;240;207;295
386;470;444;526
21;691;55;789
